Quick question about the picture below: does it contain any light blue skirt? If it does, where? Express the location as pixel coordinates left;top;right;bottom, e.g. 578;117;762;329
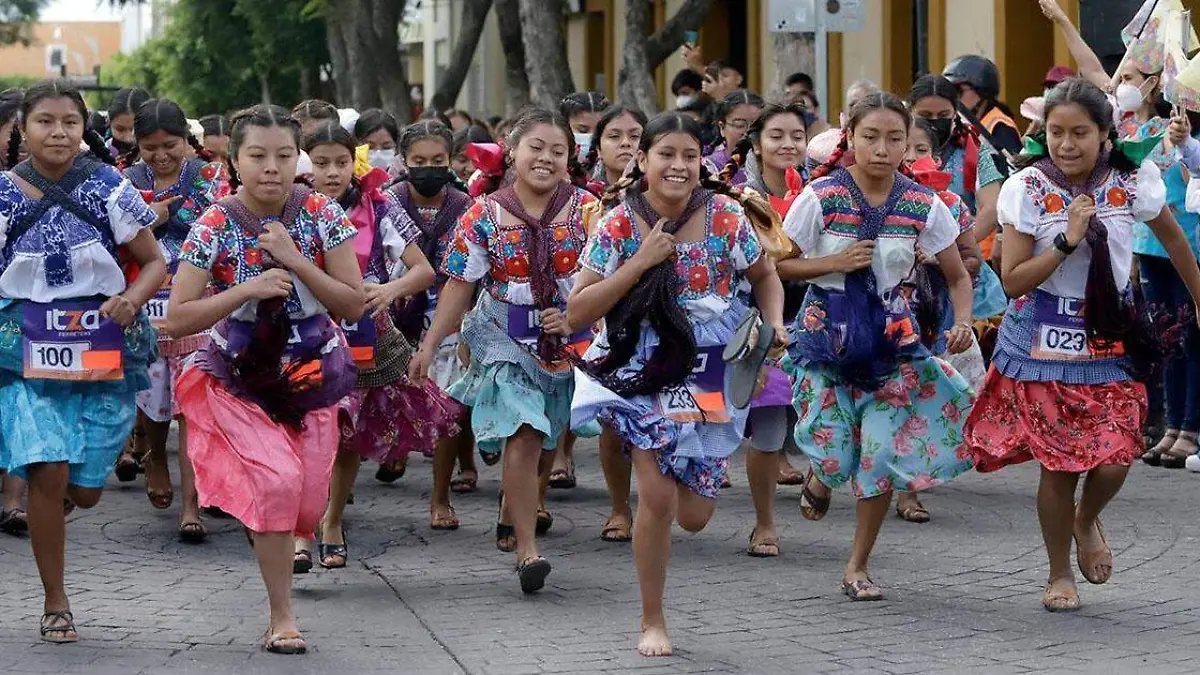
448;360;573;456
972;263;1008;319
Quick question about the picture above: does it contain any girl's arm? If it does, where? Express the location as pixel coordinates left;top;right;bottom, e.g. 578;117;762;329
745;255;786;342
258;221;365;322
101;229;167;327
1039;0;1110;90
972;182;1001;242
165;262;291;337
567;218;676;329
366;243;435;317
409;278;476;381
935;243;975;353
775;241;874;281
957;230;982;277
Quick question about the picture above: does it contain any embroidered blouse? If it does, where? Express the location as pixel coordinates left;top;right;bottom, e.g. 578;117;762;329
178;191;357;321
125;160;228;265
0;163;156;302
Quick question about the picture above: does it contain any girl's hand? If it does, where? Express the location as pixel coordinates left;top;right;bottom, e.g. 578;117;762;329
257;221;303;269
1065;195;1095;247
100;295;137;328
149;196;182;227
834;241;875;273
246;268;293;300
630;218;677;271
540;307;570;336
364;281;404;318
768;321;789;361
1168;114;1191;147
1038;0;1067;23
408;344;433;383
945;323;974;354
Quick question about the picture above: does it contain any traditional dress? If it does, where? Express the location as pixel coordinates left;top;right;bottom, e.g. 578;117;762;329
782;169;975;498
339;172;462;462
966;158;1166;472
571;193;762;497
0;157;158;487
443;184;596;457
124;158;227;421
175;187;357;536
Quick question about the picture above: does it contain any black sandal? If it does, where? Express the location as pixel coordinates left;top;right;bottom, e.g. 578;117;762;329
517;556;552;594
0;508;28;536
318;541;348;569
178;521;208;544
293;550;313;574
40;610;78;643
536;508;553;536
496;491;516;552
374;459;406;484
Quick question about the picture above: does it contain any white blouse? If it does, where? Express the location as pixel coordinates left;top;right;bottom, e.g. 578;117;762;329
781;182;959;297
998;160;1166;299
0;166;156;303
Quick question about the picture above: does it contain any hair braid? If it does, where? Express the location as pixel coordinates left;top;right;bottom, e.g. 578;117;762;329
187;133;215;162
719;136;753;184
808;129;848;182
84;128;117;166
699;165;790;259
5;123;20;169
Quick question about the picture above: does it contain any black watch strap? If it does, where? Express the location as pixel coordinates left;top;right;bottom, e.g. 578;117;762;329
1053;232;1077;255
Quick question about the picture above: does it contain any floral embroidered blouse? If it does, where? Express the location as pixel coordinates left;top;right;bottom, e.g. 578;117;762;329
442;186;596;306
125;160;228;265
581;193;763;324
998;160;1166;299
179;191;357;321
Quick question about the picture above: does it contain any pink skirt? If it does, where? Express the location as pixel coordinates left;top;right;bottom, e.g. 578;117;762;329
177;366;339;537
965;367;1146;473
339;377;464;463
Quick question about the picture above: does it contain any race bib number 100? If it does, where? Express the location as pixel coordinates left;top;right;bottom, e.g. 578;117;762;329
22;300;124;381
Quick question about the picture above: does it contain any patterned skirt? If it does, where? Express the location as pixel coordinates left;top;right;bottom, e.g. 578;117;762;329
788;357;975;499
965;367;1146;473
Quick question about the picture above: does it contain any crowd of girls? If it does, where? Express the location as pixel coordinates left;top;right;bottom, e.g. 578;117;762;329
2;19;1200;656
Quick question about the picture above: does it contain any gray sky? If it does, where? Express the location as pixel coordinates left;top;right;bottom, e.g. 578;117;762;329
40;0;126;21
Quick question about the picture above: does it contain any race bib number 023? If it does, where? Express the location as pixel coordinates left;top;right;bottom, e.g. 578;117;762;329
22;300;124;381
1029;296;1122;361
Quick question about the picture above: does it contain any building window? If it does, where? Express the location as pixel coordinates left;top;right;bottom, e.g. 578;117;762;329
46;44;67;74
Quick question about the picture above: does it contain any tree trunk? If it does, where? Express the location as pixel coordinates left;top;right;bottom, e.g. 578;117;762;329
372;0;412;122
325;1;352;105
770;33;815;97
430;0;493;111
618;0;660;114
517;0;574;108
495;0;530;115
348;0;382;109
617;0;714;91
259;72;273;105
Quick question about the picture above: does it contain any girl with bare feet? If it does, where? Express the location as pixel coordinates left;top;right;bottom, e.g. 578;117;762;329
569;112;786;656
124;98;228;542
387;120;477;527
169;105;364;653
293;121;460;571
781;92;977;602
408;107;596;594
965;79;1200;612
0;79;165;642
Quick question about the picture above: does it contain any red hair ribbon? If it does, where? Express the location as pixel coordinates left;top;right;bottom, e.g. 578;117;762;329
908;157;952;192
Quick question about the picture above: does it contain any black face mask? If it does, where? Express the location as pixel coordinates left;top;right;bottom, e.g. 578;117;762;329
927;118;954;150
111;137;136;155
408;166;454;197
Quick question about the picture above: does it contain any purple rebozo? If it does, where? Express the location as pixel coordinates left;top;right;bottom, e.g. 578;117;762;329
194;187;357;424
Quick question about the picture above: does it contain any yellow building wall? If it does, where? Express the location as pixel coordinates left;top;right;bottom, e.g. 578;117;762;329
840;0;885;92
0;22;122;78
946;0;996;64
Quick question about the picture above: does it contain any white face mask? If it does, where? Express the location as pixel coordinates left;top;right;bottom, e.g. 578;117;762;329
675;95;696;109
1115;83;1145;114
368;149;396;169
573;132;592;160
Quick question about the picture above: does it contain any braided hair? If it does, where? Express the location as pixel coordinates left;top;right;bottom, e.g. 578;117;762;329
395;120;470;192
718;101;808;186
354;108;400;147
227;104;303;190
477;107;586;196
291;99;338;127
1;88;22;170
560;91;611;127
134;98;215;164
808;91;912;184
302;121;361;210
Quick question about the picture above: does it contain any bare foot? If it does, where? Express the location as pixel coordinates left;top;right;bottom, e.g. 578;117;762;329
1042;576;1080;612
638;620;673;657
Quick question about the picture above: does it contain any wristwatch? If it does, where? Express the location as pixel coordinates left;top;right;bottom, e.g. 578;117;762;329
1053;232;1078;256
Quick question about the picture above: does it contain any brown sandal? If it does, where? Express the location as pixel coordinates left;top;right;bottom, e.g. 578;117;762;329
841;577;883;601
747;528;780;558
800;469;831;521
263;630;307;655
600;515;632;543
40;610;78;643
141;451;173;510
430;505;460;531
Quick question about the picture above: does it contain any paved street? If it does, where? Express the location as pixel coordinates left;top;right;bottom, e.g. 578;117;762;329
3;433;1200;675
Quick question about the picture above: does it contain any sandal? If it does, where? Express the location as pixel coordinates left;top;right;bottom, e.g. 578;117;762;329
374;458;406;484
1160;432;1199;469
747;527;780;558
449;471;478;494
114;446;140;483
40;610;78;643
1142;429;1180;466
548;462;576;490
895;497;931;523
481;452;501;466
496;491;516;553
0;508;28;536
263;630;307;655
777;467;804;486
430;505;460;531
517;556;552;594
536;507;554;535
600;515;633;543
293;550;313;574
841;577;883;601
318;539;348;569
1074;511;1113;585
1042;579;1080;612
178;521;208;544
142;451;174;510
800;469;831;521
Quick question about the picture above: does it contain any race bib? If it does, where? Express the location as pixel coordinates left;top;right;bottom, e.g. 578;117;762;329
144;263;177;328
1029;296;1122;361
657;346;729;423
507;304;591;354
22;300;124;381
340;316;377;368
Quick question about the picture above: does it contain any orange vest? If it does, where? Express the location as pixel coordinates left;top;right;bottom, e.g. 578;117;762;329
980;107;1019;137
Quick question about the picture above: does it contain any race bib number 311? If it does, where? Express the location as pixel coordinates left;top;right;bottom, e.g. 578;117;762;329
22;301;124;381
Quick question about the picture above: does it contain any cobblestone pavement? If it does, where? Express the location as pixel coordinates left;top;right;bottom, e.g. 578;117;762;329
3;432;1200;675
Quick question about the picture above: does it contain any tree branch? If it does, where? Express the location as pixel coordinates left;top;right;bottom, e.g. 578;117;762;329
430;0;493;111
617;0;714;86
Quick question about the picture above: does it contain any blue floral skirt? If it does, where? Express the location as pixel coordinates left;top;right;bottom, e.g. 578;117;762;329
787;357;975;499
